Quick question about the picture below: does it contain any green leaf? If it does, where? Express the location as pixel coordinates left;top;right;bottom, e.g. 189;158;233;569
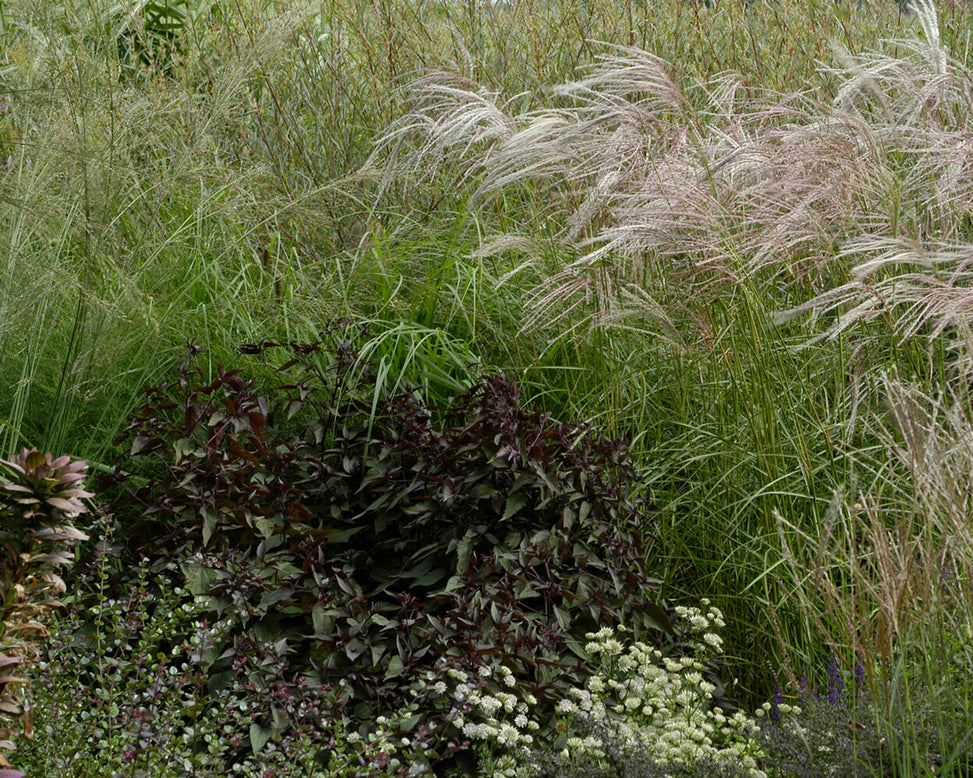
514;584;540;601
456;534;472;575
370;642;387;666
641;602;675;634
182;564;219;596
565;640;591;662
258;588;294;611
529;460;559;492
249;722;272;754
311;606;327;636
412;568;445;587
336;575;361;596
502;492;529;522
200;507;216;548
327;526;366;544
172;437;199;462
400;714;423;732
385;654;404;680
345;638;367;661
530;529;551;545
443;575;463;593
578;501;591;523
253;517;275;539
274;561;302;577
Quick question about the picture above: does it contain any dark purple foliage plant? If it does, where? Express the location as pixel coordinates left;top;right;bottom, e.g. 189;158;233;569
93;328;667;769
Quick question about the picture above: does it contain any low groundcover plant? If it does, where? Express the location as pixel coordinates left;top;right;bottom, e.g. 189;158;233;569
19;563;959;777
18;533;457;777
454;602;771;778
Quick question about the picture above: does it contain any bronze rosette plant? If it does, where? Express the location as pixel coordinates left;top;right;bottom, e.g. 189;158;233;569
0;449;91;776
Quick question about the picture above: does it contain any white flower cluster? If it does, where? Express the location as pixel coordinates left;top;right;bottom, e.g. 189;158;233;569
673;599;726;655
754;700;802;719
447;602;780;778
340;713;418;773
554;614;766;777
448;664;539;778
320;668;452;775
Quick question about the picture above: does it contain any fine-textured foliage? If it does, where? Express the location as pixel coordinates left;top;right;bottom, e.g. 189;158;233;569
514;612;764;778
370;7;966;346
20;530;459;776
95;335;666;768
773;377;973;772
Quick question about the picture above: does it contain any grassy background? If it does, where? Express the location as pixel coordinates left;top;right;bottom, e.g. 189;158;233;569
4;0;973;767
0;0;927;461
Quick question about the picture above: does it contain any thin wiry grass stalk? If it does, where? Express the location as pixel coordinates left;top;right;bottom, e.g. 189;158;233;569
772;375;973;769
778;375;973;654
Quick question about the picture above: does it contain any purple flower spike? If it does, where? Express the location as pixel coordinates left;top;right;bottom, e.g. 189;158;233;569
771;682;783;723
854;653;866;692
827;654;844;705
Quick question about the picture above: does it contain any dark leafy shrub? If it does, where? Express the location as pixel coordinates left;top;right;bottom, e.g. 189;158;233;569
94;332;667;768
0;449;91;777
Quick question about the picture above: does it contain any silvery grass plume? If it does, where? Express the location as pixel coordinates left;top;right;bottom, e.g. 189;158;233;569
368;5;970;356
776;2;973;357
832;0;947;114
367;49;792;340
364;71;523;198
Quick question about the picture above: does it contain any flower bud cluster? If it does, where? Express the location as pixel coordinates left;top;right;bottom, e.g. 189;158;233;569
754;700;802;718
445;602;800;777
448;664;539;778
552;620;766;776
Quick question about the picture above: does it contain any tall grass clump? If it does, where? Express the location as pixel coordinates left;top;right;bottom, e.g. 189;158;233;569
0;0;346;460
0;0;916;464
365;0;973;702
774;376;973;774
770;10;973;758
